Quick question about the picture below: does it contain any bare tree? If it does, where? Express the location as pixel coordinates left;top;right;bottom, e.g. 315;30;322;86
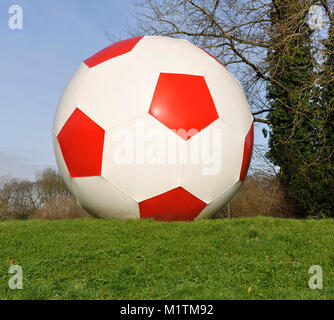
35;168;70;204
0;175;12;221
0;169;90;221
131;0;333;126
32;168;89;220
1;179;39;220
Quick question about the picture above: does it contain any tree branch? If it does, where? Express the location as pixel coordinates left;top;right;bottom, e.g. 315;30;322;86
254;118;271;124
252;109;273;115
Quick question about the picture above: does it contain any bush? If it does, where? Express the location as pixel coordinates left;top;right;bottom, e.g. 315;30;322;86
0;169;90;221
214;173;295;219
30;195;90;220
0;179;38;220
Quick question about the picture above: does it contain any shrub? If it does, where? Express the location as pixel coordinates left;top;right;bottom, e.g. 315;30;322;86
30;195;90;220
214;173;295;219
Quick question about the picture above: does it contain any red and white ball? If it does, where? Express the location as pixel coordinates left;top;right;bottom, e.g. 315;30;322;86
53;36;253;221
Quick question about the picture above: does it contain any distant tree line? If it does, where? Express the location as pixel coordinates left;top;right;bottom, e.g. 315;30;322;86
0;166;294;221
0;168;89;221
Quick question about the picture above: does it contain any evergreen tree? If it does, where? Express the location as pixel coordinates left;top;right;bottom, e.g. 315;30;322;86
266;0;334;217
266;0;317;216
313;19;334;216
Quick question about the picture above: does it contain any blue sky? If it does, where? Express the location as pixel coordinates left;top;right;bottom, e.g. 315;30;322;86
0;0;267;180
0;0;134;179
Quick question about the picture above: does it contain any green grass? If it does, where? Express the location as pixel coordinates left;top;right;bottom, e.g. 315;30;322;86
0;217;333;299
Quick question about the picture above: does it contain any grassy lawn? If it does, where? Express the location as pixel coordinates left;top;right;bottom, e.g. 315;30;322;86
0;216;333;300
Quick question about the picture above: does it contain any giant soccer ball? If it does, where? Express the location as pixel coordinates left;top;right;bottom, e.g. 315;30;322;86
53;36;253;221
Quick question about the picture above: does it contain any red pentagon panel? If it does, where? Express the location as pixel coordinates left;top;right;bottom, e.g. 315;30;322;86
139;187;207;221
57;108;105;178
149;73;219;140
239;121;254;182
84;36;144;68
200;48;228;70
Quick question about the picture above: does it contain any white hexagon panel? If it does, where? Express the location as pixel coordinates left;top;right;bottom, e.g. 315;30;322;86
101;114;186;202
53;35;254;221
